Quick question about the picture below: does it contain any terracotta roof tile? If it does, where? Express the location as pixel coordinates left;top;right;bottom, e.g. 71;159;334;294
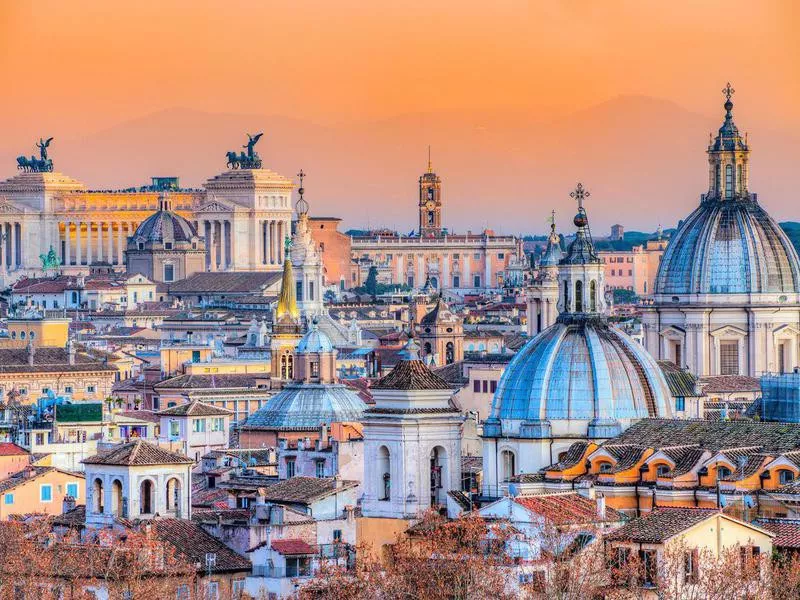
152;518;251;572
514;492;625;525
0;443;29;456
0;348;117;374
83;440;193;466
157;400;232;417
755;519;800;549
259;476;358;505
270;539;317;555
606;507;720;543
372;359;451;391
700;375;761;393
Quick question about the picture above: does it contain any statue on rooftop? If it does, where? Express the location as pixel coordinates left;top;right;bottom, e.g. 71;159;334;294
226;132;263;169
16;137;54;173
39;246;61;272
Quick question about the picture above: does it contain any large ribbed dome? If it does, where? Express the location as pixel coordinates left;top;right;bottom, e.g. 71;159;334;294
655;198;800;296
488;317;672;427
134;210;198;244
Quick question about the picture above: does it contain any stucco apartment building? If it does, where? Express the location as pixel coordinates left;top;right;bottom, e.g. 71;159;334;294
598;237;667;296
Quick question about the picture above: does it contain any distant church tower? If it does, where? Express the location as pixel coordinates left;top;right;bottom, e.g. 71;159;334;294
291;171;325;319
527;212;563;336
418;148;442;238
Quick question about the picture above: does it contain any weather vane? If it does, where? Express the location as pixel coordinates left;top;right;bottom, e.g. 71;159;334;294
570;182;590;209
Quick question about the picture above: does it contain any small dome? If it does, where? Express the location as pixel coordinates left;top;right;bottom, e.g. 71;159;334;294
241;383;366;429
297;323;334;354
489;318;672;427
133;208;198;244
655;199;800;296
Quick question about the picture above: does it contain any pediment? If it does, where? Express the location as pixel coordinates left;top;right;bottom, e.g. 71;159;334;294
659;325;685;339
0;197;27;214
710;324;747;338
773;324;800;338
194;199;237;214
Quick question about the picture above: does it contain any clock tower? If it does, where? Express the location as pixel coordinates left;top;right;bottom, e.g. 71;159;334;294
418;148;442;237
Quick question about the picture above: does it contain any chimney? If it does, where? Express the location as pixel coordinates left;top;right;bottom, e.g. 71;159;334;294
67;340;75;366
27;341;35;367
62;495;76;514
596;493;606;520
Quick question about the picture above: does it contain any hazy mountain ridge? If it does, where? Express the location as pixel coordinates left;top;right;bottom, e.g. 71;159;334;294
0;95;797;233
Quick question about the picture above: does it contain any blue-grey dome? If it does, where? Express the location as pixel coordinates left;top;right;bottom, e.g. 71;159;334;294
241;383;366;430
297;326;335;354
133;209;198;244
488;317;672;430
655;198;800;296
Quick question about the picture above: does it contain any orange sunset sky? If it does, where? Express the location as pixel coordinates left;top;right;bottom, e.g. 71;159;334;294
1;1;799;233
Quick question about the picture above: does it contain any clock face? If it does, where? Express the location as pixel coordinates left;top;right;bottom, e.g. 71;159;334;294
426;200;436;210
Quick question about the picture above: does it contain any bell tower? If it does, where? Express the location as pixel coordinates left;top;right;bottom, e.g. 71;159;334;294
706;83;750;201
418;147;442;237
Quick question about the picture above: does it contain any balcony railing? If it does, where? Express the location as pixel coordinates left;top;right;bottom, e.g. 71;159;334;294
251;564;312;578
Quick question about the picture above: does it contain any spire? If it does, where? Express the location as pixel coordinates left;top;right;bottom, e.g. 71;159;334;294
427;145;433;173
275;255;299;323
561;183;598;265
707;83;750;201
295;169;309;216
539;209;563;267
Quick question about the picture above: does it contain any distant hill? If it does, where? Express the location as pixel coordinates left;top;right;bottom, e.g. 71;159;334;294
1;96;798;233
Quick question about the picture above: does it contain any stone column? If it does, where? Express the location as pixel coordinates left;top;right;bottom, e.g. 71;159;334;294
0;223;6;274
64;222;71;266
85;222;93;265
107;223;113;265
96;222;104;263
268;221;274;264
442;255;450;289
484;250;492;289
76;223;83;266
208;220;216;271
219;220;227;270
9;223;16;271
117;224;125;266
263;220;269;265
277;221;284;264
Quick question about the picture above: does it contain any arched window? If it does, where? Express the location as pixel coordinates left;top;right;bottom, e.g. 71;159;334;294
378;446;391;501
92;478;104;513
111;479;124;517
725;164;733;199
597;461;613;474
430;446;448;507
563;280;570;311
589;280;597;312
140;479;154;515
656;464;671;477
716;465;732;480
501;450;516;482
737;164;743;194
575;280;584;312
445;342;455;365
166;477;182;514
424;342;432;356
715;164;721;194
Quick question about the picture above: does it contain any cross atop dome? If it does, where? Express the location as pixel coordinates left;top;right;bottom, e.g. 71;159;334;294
570;182;590;210
296;169;309;216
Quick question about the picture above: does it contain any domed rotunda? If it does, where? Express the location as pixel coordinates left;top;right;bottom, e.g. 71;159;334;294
125;194;206;283
642;85;800;377
482;185;673;494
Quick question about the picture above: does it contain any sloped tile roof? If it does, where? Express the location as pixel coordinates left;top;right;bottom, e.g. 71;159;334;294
168;271;281;294
658;361;701;397
700;375;761;393
0;348;117;374
0;466;61;495
152;518;251;572
603;445;647;473
606;508;720;543
611;419;800;454
755;519;800;549
154;374;264;390
0;443;28;456
259;477;358;505
514;492;625;525
432;361;469;387
545;441;591;472
372;359;451;390
270;539;317;555
83;440;193;466
657;445;706;477
157;400;232;417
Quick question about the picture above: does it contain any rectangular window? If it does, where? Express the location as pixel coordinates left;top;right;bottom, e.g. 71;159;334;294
286;458;296;478
296;281;304;302
212;418;224;432
42;388;50;395
453;275;460;288
176;584;190;600
674;343;682;368
309;281;315;301
490;380;498;393
66;482;79;499
720;341;739;375
640;549;657;586
333;529;342;542
87;385;96;393
675;397;685;412
64;386;73;394
316;461;325;478
232;580;245;598
192;419;206;433
164;264;175;282
4;493;13;505
205;582;219;600
498;253;504;259
684;549;699;583
40;484;53;503
473;379;481;393
482;380;488;394
169;420;180;438
473;275;481;288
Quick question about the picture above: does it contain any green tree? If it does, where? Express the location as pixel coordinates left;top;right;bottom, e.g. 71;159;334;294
364;266;379;296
